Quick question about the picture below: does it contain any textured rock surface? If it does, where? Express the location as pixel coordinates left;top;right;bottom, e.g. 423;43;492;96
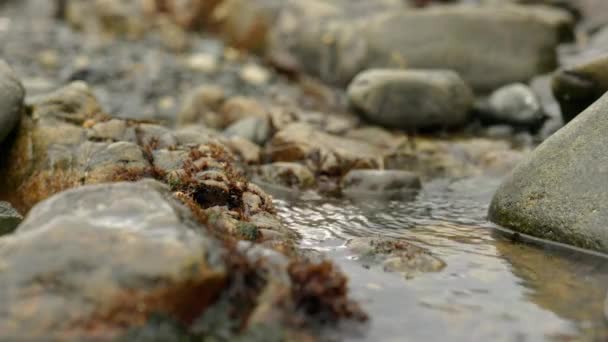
0;82;293;246
489;92;608;252
347;69;473;130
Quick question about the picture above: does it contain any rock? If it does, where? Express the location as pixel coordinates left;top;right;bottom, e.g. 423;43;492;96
219;96;268;128
347;69;474;130
266;123;385;175
0;180;226;339
552;55;608;123
177;85;226;127
0;83;280;243
347;237;445;279
345;126;406;149
0;60;25;145
529;74;563;139
0;201;22;235
270;4;573;91
489;92;608;253
478;83;545;129
340;169;421;200
257;162;316;189
224;116;272;145
221;136;261;164
0;179;363;339
239;63;271;85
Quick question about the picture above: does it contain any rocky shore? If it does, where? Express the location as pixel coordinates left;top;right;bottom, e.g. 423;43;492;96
1;0;608;340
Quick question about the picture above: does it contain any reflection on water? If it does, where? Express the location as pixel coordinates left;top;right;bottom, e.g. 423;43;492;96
268;176;608;341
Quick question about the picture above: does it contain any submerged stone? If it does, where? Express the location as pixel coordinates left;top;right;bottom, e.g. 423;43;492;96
340;169;421;200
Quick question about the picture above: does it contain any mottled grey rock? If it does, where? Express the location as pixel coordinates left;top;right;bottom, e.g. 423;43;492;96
489;92;608;252
348;69;473;130
481;83;545;128
0;60;25;144
271;4;573;91
0;180;226;340
552;55;608;123
0;201;22;235
341;169;421;199
224;116;272;145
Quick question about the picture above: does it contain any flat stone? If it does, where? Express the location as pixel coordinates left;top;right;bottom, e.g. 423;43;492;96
348;69;473;130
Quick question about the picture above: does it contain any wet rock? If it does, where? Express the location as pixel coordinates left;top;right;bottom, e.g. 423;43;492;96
347;237;446;279
267;123;385;175
0;179;363;339
347;69;473;130
257;162;316;189
477;83;545;129
271;4;573;90
224;116;272;145
0;201;21;235
0;180;226;340
340;169;421;200
489;92;608;253
0;60;25;145
552;55;608;123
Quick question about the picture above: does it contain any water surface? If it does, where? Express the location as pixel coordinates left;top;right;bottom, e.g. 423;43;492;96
269;176;608;341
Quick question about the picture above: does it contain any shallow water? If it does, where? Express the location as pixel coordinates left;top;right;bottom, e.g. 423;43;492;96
269;176;608;341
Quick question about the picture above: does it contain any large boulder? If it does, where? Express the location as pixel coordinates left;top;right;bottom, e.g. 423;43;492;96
270;4;573;91
489;92;608;252
0;60;24;145
347;69;473;130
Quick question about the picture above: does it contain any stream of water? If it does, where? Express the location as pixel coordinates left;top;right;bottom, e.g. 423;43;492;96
269;176;608;341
